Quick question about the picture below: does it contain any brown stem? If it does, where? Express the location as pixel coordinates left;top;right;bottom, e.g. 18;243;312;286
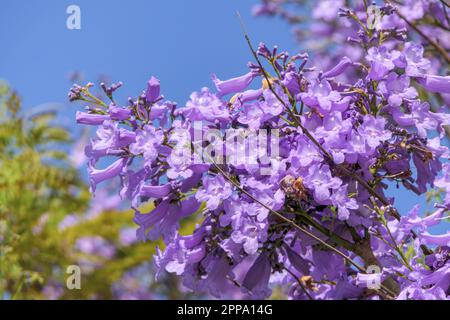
238;17;433;255
394;8;450;65
209;155;396;299
354;235;401;296
283;266;314;300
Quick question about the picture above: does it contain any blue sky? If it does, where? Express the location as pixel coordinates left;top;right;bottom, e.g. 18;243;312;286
0;0;296;118
0;1;446;231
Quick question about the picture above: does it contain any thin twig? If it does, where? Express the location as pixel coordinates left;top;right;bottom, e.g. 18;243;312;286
394;6;450;64
236;12;431;255
283;266;314;300
207;154;395;299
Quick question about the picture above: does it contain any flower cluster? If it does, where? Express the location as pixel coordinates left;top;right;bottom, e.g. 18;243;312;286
70;2;449;300
254;1;449;97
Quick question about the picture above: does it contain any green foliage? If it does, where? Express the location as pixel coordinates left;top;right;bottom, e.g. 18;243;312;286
0;83;86;298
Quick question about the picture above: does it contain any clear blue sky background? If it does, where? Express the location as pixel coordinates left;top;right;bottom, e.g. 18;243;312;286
0;0;445;231
0;0;296;116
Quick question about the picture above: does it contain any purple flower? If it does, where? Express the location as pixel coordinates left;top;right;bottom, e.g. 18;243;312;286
321;56;352;79
420;261;450;293
420;232;450;247
154;231;206;277
237;103;264;129
230;211;268;255
391;101;450;138
109;104;131;120
357;115;392;150
199;256;236;298
260;88;285;118
304;164;342;204
129;125;164;165
310;250;345;281
412;140;443;194
366;46;401;80
399;42;430;76
145;76;161;103
397;283;448;300
398;0;425;20
281;71;301;95
231;88;263;108
177;87;229;122
212;71;256;97
134;197;200;243
379;73;418;107
196;175;233;210
315;111;352;163
76;111;109;125
91;120;135;152
417;75;450;94
290;137;322;168
331;185;358;220
88;158;127;192
425;246;449;270
166;154;194;180
230;222;261;255
284;244;311;275
300;79;344;113
400;205;445;232
140;183;172;199
42;284;63;300
398;250;449;300
312;0;343;22
241;253;272;299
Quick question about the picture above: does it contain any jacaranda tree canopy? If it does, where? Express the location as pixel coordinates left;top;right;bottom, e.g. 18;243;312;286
69;0;450;300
